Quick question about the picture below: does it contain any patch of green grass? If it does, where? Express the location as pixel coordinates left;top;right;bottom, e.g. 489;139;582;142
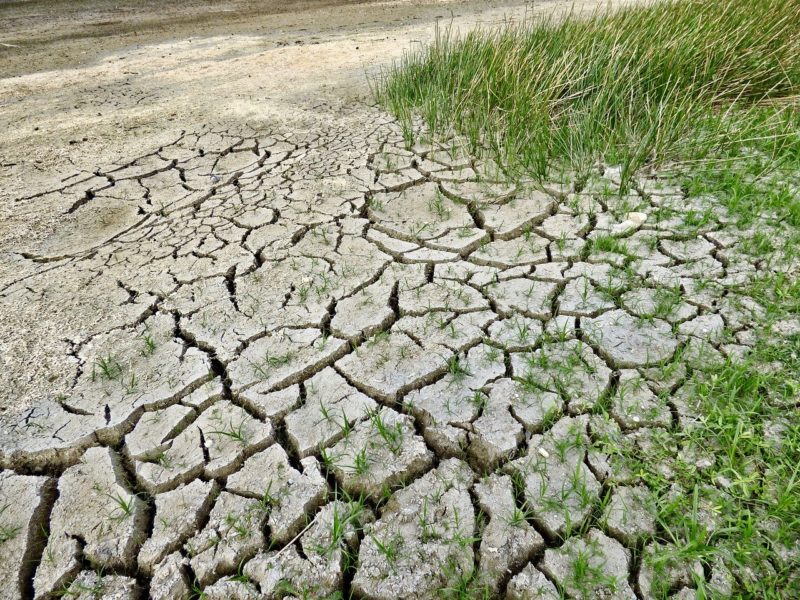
0;525;20;544
252;350;295;379
0;504;21;544
208;419;249;445
372;532;403;567
436;554;491;599
604;273;800;596
369;409;405;455
189;579;207;600
92;355;123;382
105;491;136;522
58;579;105;598
378;0;800;184
446;354;472;384
591;234;630;257
681;153;800;227
351;446;371;475
140;332;157;356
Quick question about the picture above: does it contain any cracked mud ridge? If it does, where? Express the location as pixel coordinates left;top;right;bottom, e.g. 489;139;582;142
1;107;787;599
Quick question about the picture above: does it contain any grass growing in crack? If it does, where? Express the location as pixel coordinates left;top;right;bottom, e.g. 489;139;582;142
377;0;800;184
466;390;487;411
482;343;501;363
58;575;105;598
297;283;311;304
328;502;361;551
123;371;138;394
372;532;403;568
140;332;157;356
208;419;249;445
591;234;630;258
228;562;258;588
317;398;333;423
567;544;622;597
259;481;279;509
251;350;295;379
366;330;390;347
105;491;136;522
369;409;405;455
446;354;472;385
92;355;123;382
309;499;367;560
319;447;336;471
651;286;684;321
153;451;173;469
189;580;207;600
350;446;371;475
505;503;531;529
436;555;491;600
337;409;353;439
224;511;252;538
429;189;451;220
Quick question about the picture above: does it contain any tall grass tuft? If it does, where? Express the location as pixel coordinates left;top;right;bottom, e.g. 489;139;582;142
378;0;800;181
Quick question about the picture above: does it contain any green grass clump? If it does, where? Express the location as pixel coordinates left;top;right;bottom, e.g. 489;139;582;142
378;0;800;182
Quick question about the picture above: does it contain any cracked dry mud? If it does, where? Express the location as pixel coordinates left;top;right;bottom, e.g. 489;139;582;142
0;23;795;596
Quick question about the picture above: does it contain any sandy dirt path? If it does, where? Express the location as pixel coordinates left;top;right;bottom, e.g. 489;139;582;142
0;0;631;252
1;0;521;247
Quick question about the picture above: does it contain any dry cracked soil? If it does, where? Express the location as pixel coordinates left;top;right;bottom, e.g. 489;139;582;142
0;0;789;599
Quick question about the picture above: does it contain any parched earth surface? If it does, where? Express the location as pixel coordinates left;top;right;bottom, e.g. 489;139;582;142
0;1;794;599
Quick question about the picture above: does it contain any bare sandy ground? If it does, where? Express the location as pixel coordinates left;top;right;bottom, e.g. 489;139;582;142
1;1;512;247
0;0;635;255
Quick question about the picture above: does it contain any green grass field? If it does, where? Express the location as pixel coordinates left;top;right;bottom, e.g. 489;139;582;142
379;0;800;184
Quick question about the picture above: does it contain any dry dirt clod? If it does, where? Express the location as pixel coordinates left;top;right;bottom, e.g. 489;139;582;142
539;528;636;599
61;571;139;600
185;491;269;585
0;473;55;600
226;444;328;543
506;563;562;599
149;552;191;600
352;458;476;599
139;479;217;574
506;415;601;539
33;447;147;599
327;406;433;501
243;500;370;598
474;474;544;592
